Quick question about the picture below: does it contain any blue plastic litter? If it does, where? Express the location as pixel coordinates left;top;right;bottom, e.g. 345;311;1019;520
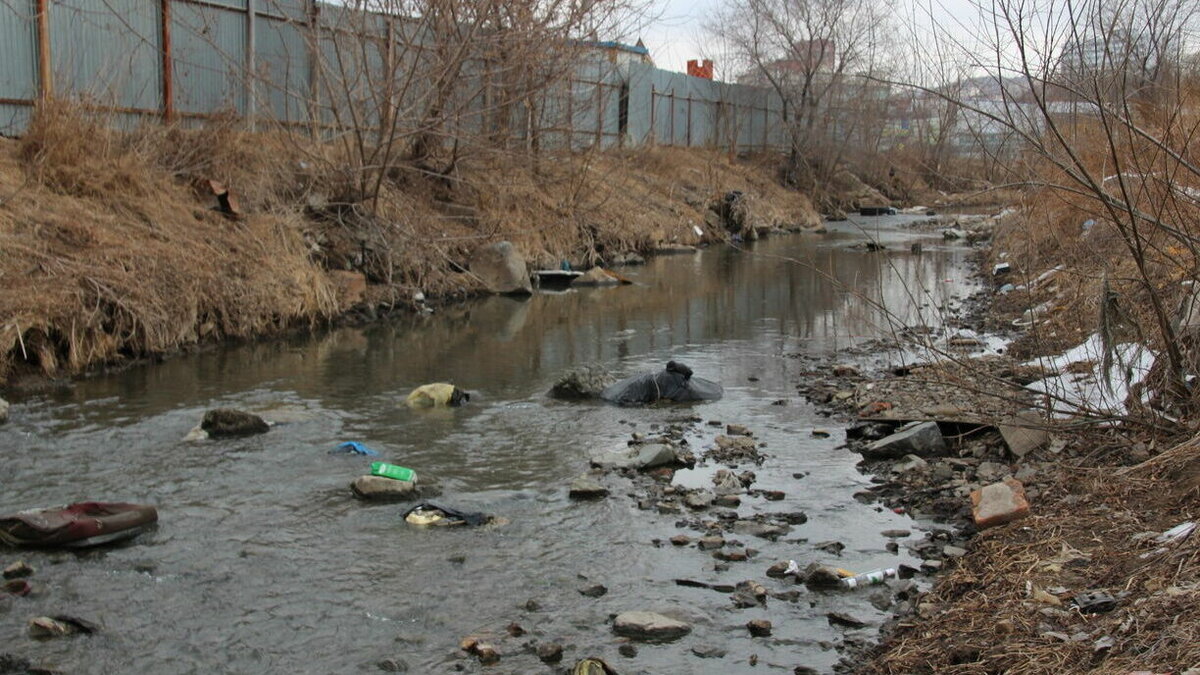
331;441;379;457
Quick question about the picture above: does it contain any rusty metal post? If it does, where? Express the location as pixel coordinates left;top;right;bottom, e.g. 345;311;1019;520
161;0;174;122
649;83;655;146
686;94;692;146
669;90;675;146
35;0;51;99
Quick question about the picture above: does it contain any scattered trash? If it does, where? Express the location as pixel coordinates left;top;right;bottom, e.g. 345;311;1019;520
600;361;723;405
0;502;158;548
841;567;898;589
1082;219;1095;231
971;478;1030;529
204;179;242;218
1072;591;1117;614
1154;521;1196;545
405;383;470;408
998;283;1015;294
403;502;491;527
992;262;1011;275
370;462;416;482
331;441;379;457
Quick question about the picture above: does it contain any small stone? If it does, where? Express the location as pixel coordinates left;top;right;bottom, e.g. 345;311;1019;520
377;658;409;672
352;475;418;501
698;536;726;550
802;563;844;588
3;561;34;579
618;644;638;658
714;495;741;507
811;429;831;438
612;611;692;641
862;421;946;459
692;645;727;658
970;478;1030;529
881;529;911;538
826;612;867;628
726;424;752;436
684;490;715;509
579;584;608;598
714;548;749;562
505;622;525;636
28;615;97;638
942;545;967;558
0;397;8;424
473;643;499;665
200;408;269;438
670;534;691;546
766;561;792;578
536;642;563;664
522;599;542;611
832;364;860;377
921;559;943;572
762;490;785;501
568;476;609;500
747;619;772;637
815;540;845;555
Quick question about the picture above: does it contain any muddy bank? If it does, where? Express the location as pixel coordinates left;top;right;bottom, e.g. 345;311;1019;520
0;108;821;388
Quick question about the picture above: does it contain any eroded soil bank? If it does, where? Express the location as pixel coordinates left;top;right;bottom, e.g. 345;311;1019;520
0;108;823;389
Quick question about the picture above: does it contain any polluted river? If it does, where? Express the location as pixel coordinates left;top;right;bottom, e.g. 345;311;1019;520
0;215;981;674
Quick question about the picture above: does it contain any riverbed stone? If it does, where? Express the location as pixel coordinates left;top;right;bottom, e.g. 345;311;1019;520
684;490;715;509
571;267;621;287
731;520;788;540
862;421;946;459
747;619;772;636
568;476;609;500
536;642;563;664
697;536;725;550
827;612;867;628
0;397;8;424
802;563;844;589
712;469;743;495
201;408;269;438
612;611;692;641
469;241;531;294
3;562;34;579
589;443;678;471
549;366;616;400
692;645;727;658
971;478;1030;529
726;423;752;436
351;475;418;501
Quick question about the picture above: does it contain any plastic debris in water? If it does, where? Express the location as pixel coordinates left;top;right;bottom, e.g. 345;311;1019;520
331;441;379;457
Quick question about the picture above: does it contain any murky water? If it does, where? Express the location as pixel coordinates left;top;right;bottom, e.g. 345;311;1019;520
0;216;977;674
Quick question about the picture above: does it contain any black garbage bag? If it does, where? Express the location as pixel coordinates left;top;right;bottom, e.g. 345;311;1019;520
402;502;491;527
600;361;723;405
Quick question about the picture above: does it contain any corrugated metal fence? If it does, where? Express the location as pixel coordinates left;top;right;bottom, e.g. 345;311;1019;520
0;0;787;152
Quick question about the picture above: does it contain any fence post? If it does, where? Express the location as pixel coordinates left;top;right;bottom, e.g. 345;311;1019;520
594;78;602;147
246;0;256;128
649;84;655;146
35;0;51;99
686;94;692;146
161;0;174;122
669;90;675;146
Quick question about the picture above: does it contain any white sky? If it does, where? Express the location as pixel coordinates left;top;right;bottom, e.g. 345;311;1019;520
632;0;985;79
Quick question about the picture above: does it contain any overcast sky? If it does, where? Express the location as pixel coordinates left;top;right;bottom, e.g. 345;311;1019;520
633;0;985;78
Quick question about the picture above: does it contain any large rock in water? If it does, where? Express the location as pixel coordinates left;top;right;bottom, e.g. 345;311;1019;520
352;475;418;501
612;611;692;641
201;408;269;438
861;421;946;459
589;444;678;471
549;366;616;400
470;241;531;295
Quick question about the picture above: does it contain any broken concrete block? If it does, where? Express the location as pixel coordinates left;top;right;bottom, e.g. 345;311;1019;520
971;478;1030;529
861;421;946;459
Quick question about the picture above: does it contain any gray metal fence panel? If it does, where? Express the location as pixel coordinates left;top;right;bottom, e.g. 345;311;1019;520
254;15;308;123
0;0;37;135
51;0;162;115
171;1;247;116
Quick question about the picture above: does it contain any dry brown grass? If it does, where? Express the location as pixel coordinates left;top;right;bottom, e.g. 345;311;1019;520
0;102;818;385
861;457;1200;674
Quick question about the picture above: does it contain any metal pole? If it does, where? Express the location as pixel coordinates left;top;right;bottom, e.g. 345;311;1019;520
594;79;602;147
566;78;573;150
161;0;174;122
306;0;318;140
649;84;655;146
669;90;675;146
686;95;692;146
36;0;51;99
246;0;256;128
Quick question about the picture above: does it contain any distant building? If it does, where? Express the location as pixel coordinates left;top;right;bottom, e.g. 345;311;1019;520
735;40;838;86
687;59;714;80
577;39;654;67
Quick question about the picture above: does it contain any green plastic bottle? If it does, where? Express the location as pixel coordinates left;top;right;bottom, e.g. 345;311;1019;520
370;461;416;482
